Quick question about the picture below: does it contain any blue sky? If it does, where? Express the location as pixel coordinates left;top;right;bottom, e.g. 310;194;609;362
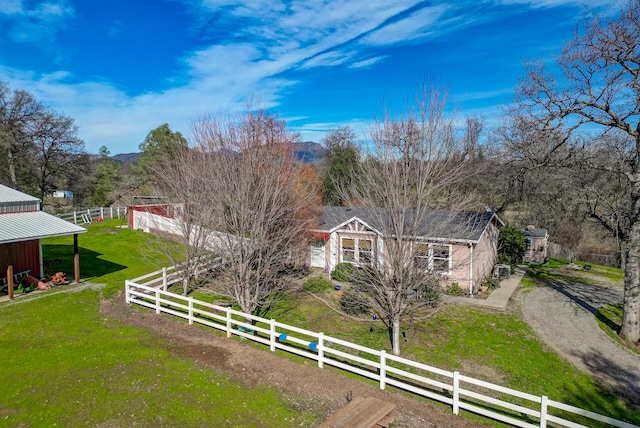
0;0;620;154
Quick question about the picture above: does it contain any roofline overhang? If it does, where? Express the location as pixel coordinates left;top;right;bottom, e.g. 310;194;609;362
0;229;87;245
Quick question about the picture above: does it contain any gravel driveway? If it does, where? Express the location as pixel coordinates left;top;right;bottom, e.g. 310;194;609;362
516;279;640;405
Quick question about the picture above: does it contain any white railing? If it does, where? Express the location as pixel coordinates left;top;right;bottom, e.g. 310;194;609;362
124;268;638;428
56;206;128;224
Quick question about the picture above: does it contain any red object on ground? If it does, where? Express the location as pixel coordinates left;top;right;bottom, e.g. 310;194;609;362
24;275;50;290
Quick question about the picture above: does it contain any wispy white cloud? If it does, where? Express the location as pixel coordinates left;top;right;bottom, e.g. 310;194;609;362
0;0;624;153
350;56;387;69
0;0;75;43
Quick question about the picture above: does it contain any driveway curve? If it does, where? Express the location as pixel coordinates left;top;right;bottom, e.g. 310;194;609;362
517;280;640;405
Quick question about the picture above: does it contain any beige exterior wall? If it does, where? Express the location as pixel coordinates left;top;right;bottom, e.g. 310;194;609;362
471;219;500;291
448;244;471;290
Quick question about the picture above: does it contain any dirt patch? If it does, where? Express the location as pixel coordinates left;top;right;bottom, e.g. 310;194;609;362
101;295;487;427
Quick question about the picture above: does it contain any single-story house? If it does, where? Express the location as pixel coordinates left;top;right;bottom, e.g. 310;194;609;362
309;206;504;294
523;226;549;264
0;184;86;299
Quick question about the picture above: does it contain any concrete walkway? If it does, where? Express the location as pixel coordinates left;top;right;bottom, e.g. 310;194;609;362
444;267;524;311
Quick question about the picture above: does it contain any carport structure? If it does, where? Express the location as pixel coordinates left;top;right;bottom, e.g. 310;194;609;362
0;184;86;299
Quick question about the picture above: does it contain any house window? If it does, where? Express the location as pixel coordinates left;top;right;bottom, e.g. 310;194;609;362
342;238;355;262
432;244;451;272
340;237;374;265
414;244;430;270
414;243;452;273
359;239;373;264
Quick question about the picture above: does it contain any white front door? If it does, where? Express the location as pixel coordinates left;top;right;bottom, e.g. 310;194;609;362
310;241;326;268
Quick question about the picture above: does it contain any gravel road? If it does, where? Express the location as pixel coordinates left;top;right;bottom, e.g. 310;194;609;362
516;279;640;406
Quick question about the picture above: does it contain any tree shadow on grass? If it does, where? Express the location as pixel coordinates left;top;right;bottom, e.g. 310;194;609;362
566;350;640;425
42;244;127;280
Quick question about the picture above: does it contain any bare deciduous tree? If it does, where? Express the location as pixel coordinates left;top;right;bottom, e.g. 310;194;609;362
0;82;87;200
0;82;45;189
342;83;477;355
156;109;319;315
514;0;640;343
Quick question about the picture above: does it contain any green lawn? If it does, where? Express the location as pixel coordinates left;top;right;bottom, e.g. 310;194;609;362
41;219;169;298
263;272;640;427
5;223;637;427
0;220;321;427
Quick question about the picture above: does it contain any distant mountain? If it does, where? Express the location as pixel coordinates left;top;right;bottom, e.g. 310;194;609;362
294;141;326;164
107;142;325;165
112;153;140;164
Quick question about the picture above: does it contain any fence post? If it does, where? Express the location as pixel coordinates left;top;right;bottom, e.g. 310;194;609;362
453;371;460;415
162;267;167;290
155;288;161;314
270;319;276;352
379;350;386;390
125;280;130;304
87;208;91;218
100;207;104;219
117;206;120;218
73;211;77;224
110;206;113;219
188;297;194;325
540;396;548;428
226;309;232;338
318;332;324;368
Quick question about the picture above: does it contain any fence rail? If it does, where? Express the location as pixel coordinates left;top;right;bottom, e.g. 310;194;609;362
124;266;637;428
56;206;128;224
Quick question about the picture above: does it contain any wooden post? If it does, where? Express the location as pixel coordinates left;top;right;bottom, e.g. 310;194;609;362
540;396;548;428
453;371;460;415
7;265;14;300
318;332;324;368
74;234;80;284
379;350;386;389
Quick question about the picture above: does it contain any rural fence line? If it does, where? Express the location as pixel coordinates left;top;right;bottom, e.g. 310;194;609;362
56;206;128;224
125;266;637;428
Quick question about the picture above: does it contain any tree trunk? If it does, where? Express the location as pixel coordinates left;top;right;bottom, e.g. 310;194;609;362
620;232;640;343
182;277;189;296
391;316;401;356
7;147;17;189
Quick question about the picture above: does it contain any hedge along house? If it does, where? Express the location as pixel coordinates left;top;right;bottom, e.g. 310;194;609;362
0;184;86;299
309;206;504;295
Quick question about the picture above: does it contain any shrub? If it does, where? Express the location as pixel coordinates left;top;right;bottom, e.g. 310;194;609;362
302;276;333;293
482;276;501;290
497;225;527;265
331;262;354;282
445;282;465;296
340;290;371;315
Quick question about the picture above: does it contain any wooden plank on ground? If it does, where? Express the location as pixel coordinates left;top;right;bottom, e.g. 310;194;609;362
318;396;395;428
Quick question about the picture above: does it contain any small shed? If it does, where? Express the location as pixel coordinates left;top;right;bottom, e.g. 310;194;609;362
0;184;86;299
523;226;549;264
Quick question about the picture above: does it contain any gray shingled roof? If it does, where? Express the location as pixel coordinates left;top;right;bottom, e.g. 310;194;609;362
0;211;86;244
318;206;501;243
0;185;40;204
524;228;548;238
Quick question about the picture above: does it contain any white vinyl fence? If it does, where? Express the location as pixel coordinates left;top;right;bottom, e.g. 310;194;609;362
125;266;637;428
57;206;127;224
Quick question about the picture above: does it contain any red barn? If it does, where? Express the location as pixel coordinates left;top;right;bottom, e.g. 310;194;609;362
0;184;86;299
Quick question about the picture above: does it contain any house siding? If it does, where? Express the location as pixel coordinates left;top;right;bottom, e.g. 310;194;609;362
449;244;471;289
472;219;501;291
1;239;41;279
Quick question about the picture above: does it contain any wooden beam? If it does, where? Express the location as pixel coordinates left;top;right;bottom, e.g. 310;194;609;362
74;234;80;284
7;265;14;300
